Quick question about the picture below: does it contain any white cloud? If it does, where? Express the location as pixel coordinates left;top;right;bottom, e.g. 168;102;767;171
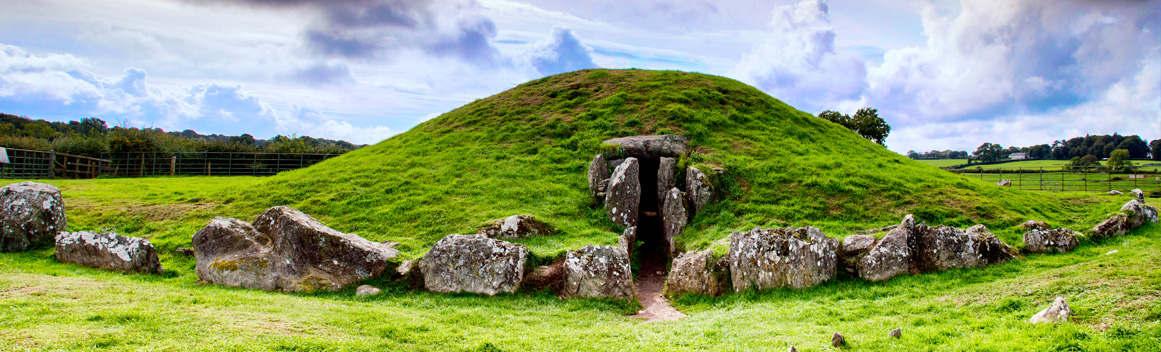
527;26;598;76
728;0;868;113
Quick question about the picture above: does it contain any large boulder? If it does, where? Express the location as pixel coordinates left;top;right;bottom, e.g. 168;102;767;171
605;157;641;227
665;249;728;297
478;214;554;239
600;135;689;159
661;187;687;256
912;224;1017;272
1023;228;1080;254
522;258;565;293
0;181;66;252
1131;188;1145;203
587;154;610;201
420;234;529;296
685;167;713;218
657;157;677;207
193;206;400;293
728;226;839;291
562;245;635;300
55;231;163;274
856;227;913;282
1092;199;1160;238
838;234;875;276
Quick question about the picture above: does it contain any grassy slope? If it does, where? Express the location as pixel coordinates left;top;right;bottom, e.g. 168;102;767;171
915;159;969;167
2;221;1158;351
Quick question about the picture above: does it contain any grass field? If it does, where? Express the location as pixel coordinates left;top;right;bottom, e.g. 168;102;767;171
915;159;969;167
964;159;1161;171
0;176;1156;350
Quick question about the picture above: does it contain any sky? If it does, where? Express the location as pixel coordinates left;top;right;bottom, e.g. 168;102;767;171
0;0;1158;153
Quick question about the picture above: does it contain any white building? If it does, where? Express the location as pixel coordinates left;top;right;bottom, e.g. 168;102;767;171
1009;152;1027;160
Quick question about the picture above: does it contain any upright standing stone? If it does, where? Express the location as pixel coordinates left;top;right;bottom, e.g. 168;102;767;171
685;167;713;218
605;157;641;227
661;187;686;256
562;245;635;300
0;182;67;252
657;157;676;207
857;227;913;282
618;227;637;255
587;154;610;201
419;234;529;296
55;231;163;274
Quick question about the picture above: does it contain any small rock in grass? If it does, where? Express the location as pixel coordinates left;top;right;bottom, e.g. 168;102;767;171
1019;220;1049;231
1106;250;1118;255
996;179;1012;187
889;328;902;339
1029;296;1071;324
173;247;195;257
788;345;797;352
355;285;381;297
1108;190;1123;195
831;332;846;347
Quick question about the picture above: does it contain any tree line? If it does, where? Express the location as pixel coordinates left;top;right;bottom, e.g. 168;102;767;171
907;133;1161;165
0;113;363;158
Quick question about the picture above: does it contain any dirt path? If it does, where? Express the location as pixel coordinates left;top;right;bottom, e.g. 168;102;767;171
628;253;686;322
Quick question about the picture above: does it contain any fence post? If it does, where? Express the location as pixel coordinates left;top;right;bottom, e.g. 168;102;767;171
1060;166;1064;192
48;151;56;179
170;156;176;176
1039;167;1043;191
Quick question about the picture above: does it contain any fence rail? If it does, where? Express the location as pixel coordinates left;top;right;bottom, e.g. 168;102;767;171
950;166;1161;193
0;148;340;179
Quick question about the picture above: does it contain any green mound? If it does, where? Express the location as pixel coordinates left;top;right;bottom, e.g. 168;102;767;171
230;69;1107;259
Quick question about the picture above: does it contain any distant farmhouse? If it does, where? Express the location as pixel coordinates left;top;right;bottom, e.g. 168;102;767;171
1009;152;1027;160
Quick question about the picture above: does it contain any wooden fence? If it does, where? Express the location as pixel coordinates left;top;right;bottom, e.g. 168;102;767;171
0;148;341;179
950;166;1161;193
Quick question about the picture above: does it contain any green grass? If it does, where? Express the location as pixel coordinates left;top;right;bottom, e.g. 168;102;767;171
2;210;1158;351
915;159;969;167
954;171;1161;194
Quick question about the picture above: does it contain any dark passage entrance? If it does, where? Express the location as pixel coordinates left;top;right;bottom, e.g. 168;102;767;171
629;157;684;321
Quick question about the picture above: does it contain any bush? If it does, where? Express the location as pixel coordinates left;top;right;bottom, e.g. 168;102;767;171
50;136;110;157
0;136;50;150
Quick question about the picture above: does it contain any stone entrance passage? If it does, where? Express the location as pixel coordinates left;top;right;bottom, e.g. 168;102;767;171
594;135;690;321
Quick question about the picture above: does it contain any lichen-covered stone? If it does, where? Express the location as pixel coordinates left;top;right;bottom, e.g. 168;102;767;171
55;231;162;274
912;224;1017;272
522;258;565;293
1092;199;1160;238
0;181;66;252
685;167;713;218
857;227;912;282
193;206;400;293
1023;228;1079;254
562;245;635;300
657;157;677;207
665;250;728;297
355;285;382;297
1030;297;1071;324
420;234;528;296
600;135;689;159
618;226;637;255
839;234;875;275
478;214;554;239
1020;220;1049;231
587;154;610;201
1131;188;1145;203
605;157;640;227
661;187;686;256
996;179;1012;187
728;226;839;291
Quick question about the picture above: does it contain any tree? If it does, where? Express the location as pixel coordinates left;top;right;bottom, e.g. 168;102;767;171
850;108;891;146
229;133;256;145
1106;149;1134;172
1151;139;1161;161
907;150;919;159
1068;155;1101;170
817;108;892;146
973;143;1004;163
1116;135;1149;159
23;121;59;140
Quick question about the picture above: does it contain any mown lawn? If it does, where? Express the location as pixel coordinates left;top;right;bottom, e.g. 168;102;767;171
914;159;969;168
0;176;1158;351
1;217;1158;351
